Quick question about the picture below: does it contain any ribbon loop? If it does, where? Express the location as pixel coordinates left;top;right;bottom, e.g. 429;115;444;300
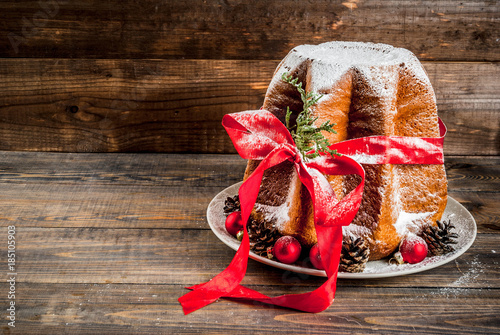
222;111;295;160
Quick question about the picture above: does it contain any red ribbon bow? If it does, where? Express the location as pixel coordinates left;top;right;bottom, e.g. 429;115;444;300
179;110;446;314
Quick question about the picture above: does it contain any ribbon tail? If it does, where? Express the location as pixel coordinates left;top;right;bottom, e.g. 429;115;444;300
202;225;343;313
178;229;250;314
210;156;363;313
255;224;343;313
178;176;261;314
179;148;293;314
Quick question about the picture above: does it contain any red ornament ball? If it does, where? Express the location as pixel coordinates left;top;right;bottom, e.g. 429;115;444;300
309;243;324;270
399;235;429;264
273;236;302;264
225;211;244;237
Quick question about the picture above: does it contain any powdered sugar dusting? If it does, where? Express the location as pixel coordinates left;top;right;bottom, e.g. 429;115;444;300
254;170;300;231
254;202;291;230
349;153;384;164
451;255;485;287
362;253;450;274
393;211;436;237
276;41;423;97
356;64;399;98
342;224;371;239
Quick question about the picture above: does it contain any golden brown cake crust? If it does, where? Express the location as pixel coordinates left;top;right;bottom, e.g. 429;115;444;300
245;41;448;260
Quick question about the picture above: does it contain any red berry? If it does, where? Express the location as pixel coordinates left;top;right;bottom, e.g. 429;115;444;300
399;235;428;264
309;243;324;270
225;211;244;237
273;236;302;264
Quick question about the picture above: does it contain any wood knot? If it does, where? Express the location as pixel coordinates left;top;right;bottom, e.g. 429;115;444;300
67;105;79;114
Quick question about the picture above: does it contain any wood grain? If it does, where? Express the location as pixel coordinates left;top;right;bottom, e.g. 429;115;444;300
1;226;497;289
2;152;499;191
0;152;497;334
1;0;498;61
0;59;498;154
0;283;497;335
0;0;497;333
0;152;498;232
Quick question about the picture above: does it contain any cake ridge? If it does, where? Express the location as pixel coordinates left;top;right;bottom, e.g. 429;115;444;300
248;41;447;261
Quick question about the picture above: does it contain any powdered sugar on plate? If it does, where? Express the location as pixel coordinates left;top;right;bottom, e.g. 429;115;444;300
207;182;477;279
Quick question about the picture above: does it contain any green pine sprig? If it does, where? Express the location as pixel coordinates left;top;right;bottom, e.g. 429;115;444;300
282;72;340;161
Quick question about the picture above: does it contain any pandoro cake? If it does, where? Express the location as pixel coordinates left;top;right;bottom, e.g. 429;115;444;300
243;41;448;261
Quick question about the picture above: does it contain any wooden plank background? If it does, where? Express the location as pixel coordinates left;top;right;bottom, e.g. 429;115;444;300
0;0;499;154
0;1;499;333
1;1;498;61
0;153;498;231
0;152;498;334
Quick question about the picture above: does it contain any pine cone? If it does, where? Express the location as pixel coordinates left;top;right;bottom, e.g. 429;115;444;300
247;218;281;257
339;235;370;273
421;220;458;256
223;195;240;215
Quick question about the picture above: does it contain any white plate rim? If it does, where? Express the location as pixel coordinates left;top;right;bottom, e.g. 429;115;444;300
207;182;477;279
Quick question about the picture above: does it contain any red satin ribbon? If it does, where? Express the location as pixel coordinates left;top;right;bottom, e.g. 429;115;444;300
179;110;446;314
330;118;446;165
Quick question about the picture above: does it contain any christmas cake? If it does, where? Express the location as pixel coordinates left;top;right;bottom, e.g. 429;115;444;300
243;41;448;262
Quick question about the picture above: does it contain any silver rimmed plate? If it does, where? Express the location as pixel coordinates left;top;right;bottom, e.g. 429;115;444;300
207;182;477;279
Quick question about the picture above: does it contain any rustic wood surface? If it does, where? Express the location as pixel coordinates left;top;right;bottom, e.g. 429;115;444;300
1;0;498;61
0;0;498;333
0;152;498;334
0;0;499;154
0;59;499;154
